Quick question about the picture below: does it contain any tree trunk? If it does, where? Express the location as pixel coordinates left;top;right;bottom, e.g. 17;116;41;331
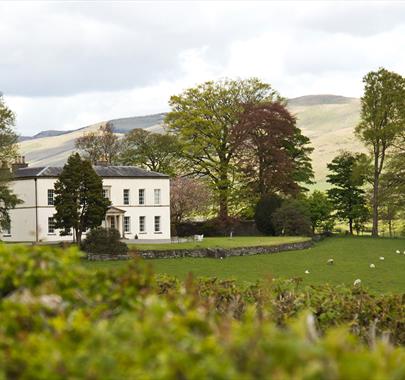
218;190;229;221
388;219;392;238
217;166;229;221
349;219;353;235
75;229;82;247
372;160;379;238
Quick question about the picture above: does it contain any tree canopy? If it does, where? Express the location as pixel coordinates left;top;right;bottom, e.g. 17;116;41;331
75;124;122;164
355;68;405;237
233;102;313;200
306;191;334;234
170;177;211;227
0;94;21;231
327;152;369;235
119;129;183;176
166;78;280;220
165;78;312;220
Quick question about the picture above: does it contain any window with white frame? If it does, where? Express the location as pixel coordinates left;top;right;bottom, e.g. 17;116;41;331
139;216;145;232
124;216;131;233
47;189;54;205
48;217;56;234
154;189;161;205
138;189;145;205
154;216;161;233
3;224;11;236
102;188;110;200
123;189;130;205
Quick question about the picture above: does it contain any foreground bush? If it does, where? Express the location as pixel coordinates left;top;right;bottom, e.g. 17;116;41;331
0;243;404;379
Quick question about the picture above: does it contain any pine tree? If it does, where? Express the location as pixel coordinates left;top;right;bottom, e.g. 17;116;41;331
53;153;110;245
327;152;368;235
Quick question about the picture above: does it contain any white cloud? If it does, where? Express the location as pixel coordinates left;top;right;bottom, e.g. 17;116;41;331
1;1;405;135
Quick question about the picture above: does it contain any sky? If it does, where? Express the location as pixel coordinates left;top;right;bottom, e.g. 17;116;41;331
1;1;405;135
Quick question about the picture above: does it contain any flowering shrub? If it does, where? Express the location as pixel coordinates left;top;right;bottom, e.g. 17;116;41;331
0;243;404;378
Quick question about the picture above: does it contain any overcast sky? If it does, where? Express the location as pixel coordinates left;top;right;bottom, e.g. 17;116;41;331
1;1;405;135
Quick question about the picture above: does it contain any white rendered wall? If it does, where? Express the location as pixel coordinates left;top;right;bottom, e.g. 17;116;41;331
2;176;171;242
1;179;37;242
102;177;171;240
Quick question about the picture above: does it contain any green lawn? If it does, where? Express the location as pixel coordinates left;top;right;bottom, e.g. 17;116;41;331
87;237;405;294
128;236;308;250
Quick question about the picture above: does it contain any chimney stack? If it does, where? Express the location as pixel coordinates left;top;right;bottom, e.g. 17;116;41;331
11;156;28;173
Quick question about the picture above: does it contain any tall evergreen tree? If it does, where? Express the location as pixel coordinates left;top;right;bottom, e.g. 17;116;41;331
53;153;110;245
327;152;368;235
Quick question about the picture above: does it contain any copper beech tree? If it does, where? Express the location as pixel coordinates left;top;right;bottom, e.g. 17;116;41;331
232;102;313;200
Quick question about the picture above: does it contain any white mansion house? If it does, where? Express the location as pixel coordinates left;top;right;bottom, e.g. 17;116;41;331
1;159;171;243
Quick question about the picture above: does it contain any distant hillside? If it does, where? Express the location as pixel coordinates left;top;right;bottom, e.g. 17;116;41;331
19;129;73;142
18;95;365;185
288;95;363;187
107;113;166;133
288;94;357;106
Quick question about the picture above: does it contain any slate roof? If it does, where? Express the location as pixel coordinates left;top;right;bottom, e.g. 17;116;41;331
13;166;169;179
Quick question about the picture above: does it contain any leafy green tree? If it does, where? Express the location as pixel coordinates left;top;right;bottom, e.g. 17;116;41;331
166;78;280;220
379;151;405;237
307;191;334;233
76;124;122;164
53;153;110;245
119;129;183;176
254;194;282;235
272;199;312;236
0;94;21;230
285;128;314;191
355;68;405;237
327;152;368;235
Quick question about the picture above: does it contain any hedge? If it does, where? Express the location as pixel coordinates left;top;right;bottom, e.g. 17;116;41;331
0;243;404;379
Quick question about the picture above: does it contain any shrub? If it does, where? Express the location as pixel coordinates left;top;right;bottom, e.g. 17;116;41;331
272;199;312;236
0;243;404;378
254;194;282;235
81;227;128;255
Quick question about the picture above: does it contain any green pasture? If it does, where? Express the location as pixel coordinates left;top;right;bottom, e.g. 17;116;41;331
87;236;405;293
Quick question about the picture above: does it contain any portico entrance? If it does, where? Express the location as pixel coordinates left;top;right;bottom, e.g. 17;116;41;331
104;206;126;237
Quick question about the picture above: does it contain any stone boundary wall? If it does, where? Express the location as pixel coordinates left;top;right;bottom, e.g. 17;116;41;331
87;239;313;261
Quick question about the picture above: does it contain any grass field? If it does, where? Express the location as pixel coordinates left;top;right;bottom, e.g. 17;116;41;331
87;237;405;294
128;236;308;250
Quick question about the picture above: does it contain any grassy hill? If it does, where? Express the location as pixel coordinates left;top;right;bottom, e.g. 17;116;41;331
18;95;365;185
287;95;364;187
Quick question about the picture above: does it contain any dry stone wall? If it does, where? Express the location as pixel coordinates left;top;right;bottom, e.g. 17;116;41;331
87;240;313;261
